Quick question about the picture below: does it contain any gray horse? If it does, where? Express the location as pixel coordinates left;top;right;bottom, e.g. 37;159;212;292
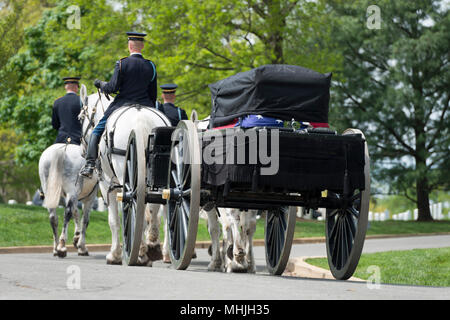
38;85;99;257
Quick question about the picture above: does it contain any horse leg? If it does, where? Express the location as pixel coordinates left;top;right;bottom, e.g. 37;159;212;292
106;191;122;265
48;208;59;256
145;203;163;261
206;208;223;272
137;204;162;266
72;203;81;249
77;194;95;256
241;210;257;273
162;206;171;263
57;196;77;258
226;208;248;273
219;209;234;273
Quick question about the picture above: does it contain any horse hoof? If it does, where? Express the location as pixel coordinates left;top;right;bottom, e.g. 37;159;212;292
163;254;171;264
106;259;122;265
146;243;163;261
57;250;67;258
78;251;89;256
227;261;249;273
137;256;153;267
208;261;223;272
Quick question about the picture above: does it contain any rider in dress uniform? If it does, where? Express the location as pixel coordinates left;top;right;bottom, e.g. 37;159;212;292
80;31;157;178
157;83;187;127
52;77;82;145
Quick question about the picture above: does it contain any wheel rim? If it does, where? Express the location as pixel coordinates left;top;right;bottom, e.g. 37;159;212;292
326;192;361;270
121;130;146;266
168;142;192;260
325;128;370;280
167;121;200;269
265;206;296;275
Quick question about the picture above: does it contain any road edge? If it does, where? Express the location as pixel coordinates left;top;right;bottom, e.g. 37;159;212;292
1;232;449;254
283;256;365;281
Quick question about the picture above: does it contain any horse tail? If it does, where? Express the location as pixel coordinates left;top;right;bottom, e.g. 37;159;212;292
43;147;65;209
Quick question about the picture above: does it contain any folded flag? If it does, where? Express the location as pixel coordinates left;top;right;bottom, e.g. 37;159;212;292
236;115;284;128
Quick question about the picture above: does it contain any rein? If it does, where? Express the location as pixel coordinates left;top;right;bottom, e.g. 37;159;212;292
79;96;100;149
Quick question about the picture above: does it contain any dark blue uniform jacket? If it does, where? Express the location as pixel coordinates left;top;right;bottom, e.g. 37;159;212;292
101;53;157;118
159;103;188;127
52;92;82;144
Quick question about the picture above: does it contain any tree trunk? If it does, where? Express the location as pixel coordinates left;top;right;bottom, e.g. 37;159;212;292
416;176;432;221
266;0;285;64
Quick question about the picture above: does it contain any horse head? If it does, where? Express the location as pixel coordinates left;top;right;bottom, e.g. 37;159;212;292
78;84;109;154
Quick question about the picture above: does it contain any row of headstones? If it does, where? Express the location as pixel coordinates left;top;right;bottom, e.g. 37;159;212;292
368;210;390;221
392;202;448;221
7;198;107;212
298;201;449;221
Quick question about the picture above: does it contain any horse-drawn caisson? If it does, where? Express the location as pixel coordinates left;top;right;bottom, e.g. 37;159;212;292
117;64;371;280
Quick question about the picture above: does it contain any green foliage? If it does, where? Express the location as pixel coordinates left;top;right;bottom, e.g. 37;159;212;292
124;0;340;118
2;0;447;219
324;0;449;219
0;0;132;162
0;127;40;203
1;0;340;163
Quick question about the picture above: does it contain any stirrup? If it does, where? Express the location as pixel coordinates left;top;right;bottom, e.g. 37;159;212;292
80;163;95;178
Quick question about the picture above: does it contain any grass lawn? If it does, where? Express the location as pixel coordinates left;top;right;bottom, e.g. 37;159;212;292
306;247;450;287
0;204;449;247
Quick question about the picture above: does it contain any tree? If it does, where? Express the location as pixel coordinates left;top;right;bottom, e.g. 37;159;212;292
326;0;449;221
123;0;340;118
0;0;132;162
0;126;40;203
1;0;340;163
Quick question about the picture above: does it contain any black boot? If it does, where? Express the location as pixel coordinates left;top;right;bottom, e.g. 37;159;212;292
80;134;101;178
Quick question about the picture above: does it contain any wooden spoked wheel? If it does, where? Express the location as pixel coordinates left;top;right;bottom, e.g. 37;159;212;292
166;121;201;270
264;206;297;275
120;130;147;266
325;128;370;280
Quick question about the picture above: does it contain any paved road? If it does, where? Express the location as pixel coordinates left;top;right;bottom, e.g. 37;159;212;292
0;235;449;300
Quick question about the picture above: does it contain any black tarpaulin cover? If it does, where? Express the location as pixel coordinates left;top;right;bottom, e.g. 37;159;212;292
201;130;366;192
209;65;332;128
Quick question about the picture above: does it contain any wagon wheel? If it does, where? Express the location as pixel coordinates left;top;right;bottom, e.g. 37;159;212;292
264;206;296;275
120;130;147;266
325;128;370;280
166;120;200;270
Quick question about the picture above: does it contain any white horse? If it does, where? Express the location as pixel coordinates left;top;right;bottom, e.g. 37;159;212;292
80;89;171;265
201;207;257;273
38;86;99;257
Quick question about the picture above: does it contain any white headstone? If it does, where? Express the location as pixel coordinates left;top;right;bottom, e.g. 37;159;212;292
8;199;17;205
431;204;437;219
437;202;443;220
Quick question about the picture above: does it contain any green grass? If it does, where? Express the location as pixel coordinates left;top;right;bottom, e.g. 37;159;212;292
0;204;449;247
306;247;450;287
